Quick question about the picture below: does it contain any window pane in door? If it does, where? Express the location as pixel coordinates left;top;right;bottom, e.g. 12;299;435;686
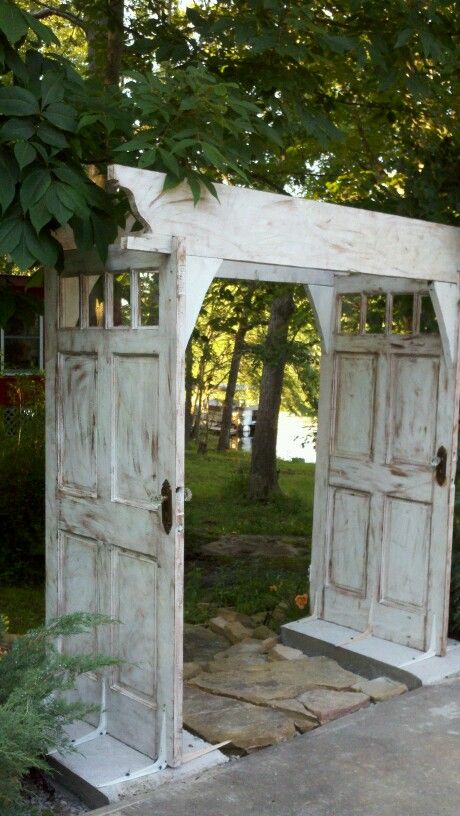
88;275;105;327
113;272;131;327
419;295;439;334
339;295;361;334
4;337;39;370
139;271;159;326
60;276;80;328
365;294;386;334
392;294;414;334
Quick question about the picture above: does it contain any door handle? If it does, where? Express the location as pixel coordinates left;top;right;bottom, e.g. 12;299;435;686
433;445;447;486
161;479;172;534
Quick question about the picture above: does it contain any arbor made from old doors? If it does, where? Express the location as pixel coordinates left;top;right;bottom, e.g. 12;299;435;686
45;241;185;764
310;276;459;655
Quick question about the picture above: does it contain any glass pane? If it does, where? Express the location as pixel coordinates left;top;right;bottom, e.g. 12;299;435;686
60;276;80;328
88;275;105;327
5;313;39;337
392;294;414;334
4;337;39;370
339;294;361;334
139;271;159;326
113;272;131;327
419;295;439;334
365;294;386;334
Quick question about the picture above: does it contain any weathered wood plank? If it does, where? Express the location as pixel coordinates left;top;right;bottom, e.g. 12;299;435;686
108;165;460;283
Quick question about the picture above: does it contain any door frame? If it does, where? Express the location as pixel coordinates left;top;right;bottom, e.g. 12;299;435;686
47;165;459;763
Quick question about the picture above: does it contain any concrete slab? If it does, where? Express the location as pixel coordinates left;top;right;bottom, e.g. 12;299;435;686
91;678;460;816
50;722;228;806
282;616;460;687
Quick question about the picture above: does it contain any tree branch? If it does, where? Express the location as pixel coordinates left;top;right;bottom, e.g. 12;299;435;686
32;4;87;31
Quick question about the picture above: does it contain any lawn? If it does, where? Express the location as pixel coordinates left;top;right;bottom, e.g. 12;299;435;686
0;442;315;633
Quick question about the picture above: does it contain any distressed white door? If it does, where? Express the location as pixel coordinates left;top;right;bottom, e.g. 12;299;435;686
310;278;459;654
45;241;185;763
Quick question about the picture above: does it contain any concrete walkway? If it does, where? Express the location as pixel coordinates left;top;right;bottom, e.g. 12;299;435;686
94;678;460;816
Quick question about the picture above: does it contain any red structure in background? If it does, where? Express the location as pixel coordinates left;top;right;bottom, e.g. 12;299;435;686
0;275;44;408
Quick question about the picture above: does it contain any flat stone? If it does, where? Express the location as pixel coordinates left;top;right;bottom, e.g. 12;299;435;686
183;662;202;680
209;616;231;638
224;620;253;644
351;676;408;702
298;688;370;723
189;656;363;705
269;644;304;661
201;534;308;560
268;698;318;733
183;686;296;752
259;636;279;653
216;608;254;628
207;654;268;673
184;623;228;664
253;625;278;640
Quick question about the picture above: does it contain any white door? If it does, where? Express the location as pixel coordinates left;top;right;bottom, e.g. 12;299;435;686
45;241;185;764
310;277;459;654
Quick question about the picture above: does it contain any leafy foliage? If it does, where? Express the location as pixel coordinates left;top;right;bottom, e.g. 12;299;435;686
0;0;279;272
0;611;116;815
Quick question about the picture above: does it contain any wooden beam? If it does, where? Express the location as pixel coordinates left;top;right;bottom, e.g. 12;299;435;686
305;284;335;353
430;281;460;368
185;257;223;348
108;166;460;284
218;259;337;286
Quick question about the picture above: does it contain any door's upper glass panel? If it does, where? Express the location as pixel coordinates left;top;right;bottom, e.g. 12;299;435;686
113;272;131;327
339;294;361;334
88;275;105;328
365;294;386;334
139;271;159;326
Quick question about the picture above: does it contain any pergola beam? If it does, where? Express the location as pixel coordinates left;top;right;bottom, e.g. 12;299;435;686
109;165;460;284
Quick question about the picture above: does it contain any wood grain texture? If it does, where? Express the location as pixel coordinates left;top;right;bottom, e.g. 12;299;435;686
108;165;460;282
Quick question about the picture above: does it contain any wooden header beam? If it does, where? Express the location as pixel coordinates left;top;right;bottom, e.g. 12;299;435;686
108;165;459;284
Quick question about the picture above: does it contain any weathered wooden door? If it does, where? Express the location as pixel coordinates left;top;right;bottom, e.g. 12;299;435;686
45;241;185;764
310;277;459;654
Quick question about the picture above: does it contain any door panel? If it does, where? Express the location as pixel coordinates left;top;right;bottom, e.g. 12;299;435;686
333;353;377;459
311;282;458;654
46;249;185;763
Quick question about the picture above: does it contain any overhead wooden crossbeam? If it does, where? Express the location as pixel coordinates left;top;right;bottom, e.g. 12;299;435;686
108;165;460;284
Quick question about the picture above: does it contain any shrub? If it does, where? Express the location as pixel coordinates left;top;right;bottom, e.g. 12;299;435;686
0;612;116;815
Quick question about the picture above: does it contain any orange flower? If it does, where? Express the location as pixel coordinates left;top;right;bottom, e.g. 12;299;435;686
294;593;308;610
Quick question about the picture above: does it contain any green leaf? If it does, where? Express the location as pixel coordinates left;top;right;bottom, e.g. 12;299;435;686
20;168;52;212
0;151;17;213
41;72;64;107
25;267;44;289
26;12;59;46
200;176;219;201
0;207;22;252
91;211;117;262
36;121;68;148
162;172;182;193
43;103;77;132
0;0;28;45
29;197;51;232
0;86;39;116
24;221;58;267
71;214;93;252
1;117;35;141
45;185;72;225
200;142;227;168
186;173;201;205
55;180;89;218
395;28;413;48
14;140;36;169
0;287;15;327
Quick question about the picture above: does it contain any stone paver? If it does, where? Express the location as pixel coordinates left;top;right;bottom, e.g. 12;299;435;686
183;686;296;751
298;687;370;723
352;676;408;701
268;643;304;661
200;534;308;560
183;624;228;664
189;655;364;705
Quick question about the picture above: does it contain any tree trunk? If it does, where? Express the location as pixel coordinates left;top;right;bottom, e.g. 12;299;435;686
217;322;248;450
185;340;194;443
106;0;125;85
248;290;295;500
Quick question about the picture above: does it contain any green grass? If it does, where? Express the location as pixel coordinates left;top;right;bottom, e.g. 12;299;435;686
1;443;315;633
0;586;45;634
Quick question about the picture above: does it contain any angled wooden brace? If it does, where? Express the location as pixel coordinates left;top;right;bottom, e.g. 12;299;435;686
184;256;223;350
429;281;460;368
305;283;335;354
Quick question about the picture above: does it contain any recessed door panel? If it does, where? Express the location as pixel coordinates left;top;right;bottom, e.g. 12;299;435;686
333;353;376;459
329;489;370;597
58;353;97;496
112;354;159;508
390;355;439;466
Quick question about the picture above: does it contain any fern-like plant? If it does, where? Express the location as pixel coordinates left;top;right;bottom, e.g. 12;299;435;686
0;612;117;815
